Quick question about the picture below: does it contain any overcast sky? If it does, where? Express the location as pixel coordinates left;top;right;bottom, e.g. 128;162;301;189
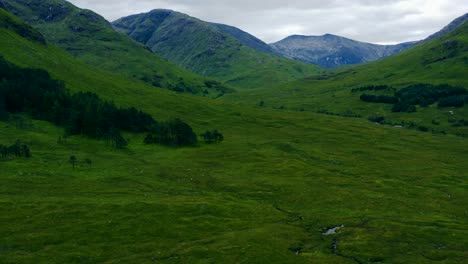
67;0;467;44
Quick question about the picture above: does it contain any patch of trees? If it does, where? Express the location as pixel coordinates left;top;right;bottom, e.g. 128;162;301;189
201;130;224;144
358;83;466;113
395;84;466;107
144;119;198;147
360;94;398;104
352;85;392;92
0;57;197;148
438;96;465;108
391;101;416;113
0;140;31;159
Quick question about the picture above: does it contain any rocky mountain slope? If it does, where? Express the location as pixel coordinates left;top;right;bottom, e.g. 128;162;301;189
270;34;416;68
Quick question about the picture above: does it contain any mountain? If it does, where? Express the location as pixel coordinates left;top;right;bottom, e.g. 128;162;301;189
1;0;231;95
424;13;467;42
270;34;416;68
112;9;319;89
226;21;468;136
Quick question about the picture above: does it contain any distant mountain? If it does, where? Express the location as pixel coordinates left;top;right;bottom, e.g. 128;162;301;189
2;0;231;95
270;34;416;68
424;13;467;42
270;13;468;68
112;9;319;89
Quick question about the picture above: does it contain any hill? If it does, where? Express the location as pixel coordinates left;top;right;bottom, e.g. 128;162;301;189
1;0;231;95
112;9;320;89
270;34;416;68
1;7;467;264
226;21;468;136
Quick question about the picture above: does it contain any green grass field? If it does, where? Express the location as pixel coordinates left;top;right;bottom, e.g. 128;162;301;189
2;108;467;263
0;6;467;264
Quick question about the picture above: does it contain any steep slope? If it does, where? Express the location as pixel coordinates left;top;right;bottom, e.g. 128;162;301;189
210;22;275;54
112;9;320;89
226;22;468;136
1;8;468;264
2;0;231;95
424;13;467;42
270;34;416;68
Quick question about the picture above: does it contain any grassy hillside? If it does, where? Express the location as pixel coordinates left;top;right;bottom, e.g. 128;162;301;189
2;0;231;95
1;8;467;264
113;9;320;89
225;22;468;136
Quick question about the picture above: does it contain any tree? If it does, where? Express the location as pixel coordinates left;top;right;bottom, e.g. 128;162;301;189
201;130;224;144
0;144;7;158
22;145;31;158
69;155;77;170
84;158;92;166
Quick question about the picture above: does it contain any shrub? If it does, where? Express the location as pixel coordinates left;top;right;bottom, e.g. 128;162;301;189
368;116;385;123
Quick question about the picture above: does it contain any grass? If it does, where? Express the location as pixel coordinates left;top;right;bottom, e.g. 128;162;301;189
0;7;467;264
1;109;467;263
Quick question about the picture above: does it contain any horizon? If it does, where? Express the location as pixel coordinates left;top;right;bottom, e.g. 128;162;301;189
67;0;467;44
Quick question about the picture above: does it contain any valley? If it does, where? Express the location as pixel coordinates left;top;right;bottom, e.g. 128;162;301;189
0;1;467;263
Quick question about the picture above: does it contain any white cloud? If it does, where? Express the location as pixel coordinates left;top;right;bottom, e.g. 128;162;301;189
67;0;468;44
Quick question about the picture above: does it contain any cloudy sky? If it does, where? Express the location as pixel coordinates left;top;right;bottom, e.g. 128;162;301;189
68;0;467;44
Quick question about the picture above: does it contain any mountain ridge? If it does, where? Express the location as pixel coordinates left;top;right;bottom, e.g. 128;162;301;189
112;9;320;89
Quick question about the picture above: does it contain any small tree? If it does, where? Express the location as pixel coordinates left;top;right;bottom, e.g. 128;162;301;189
22;145;31;158
69;155;77;170
0;144;7;158
84;158;92;166
212;130;224;143
201;130;224;144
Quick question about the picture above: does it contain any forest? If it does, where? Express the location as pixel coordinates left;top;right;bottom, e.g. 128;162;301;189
0;57;198;148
